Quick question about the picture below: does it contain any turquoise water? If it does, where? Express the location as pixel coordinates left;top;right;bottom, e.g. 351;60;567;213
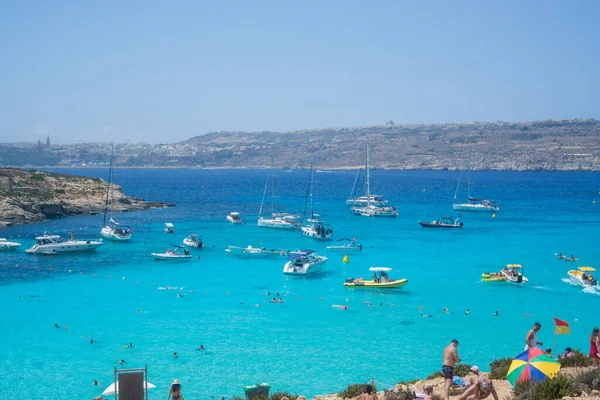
1;169;599;399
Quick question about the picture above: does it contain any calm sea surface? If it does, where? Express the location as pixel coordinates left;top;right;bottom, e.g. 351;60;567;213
1;169;599;399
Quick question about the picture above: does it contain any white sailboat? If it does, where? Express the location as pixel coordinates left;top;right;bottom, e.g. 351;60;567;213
351;145;398;217
101;146;132;241
257;156;301;229
452;150;499;212
346;148;388;207
301;163;333;240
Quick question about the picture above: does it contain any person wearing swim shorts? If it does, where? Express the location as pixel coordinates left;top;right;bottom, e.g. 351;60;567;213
442;339;461;400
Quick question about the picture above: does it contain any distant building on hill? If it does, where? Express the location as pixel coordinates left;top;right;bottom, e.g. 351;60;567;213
46;135;51;148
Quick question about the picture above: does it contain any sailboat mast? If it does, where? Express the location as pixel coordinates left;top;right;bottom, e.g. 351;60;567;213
103;145;114;226
366;144;371;206
258;167;269;218
270;153;275;218
467;148;471;200
310;162;314;217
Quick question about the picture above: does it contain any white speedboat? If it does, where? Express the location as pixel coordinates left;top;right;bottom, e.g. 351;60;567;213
164;223;175;233
283;250;327;276
302;218;333;240
101;219;132;241
257;156;301;230
151;246;191;261
183;234;204;248
226;212;243;224
327;239;363;252
225;245;288;257
500;264;529;284
26;233;103;255
568;266;598;287
0;238;21;251
100;146;133;241
352;204;398;217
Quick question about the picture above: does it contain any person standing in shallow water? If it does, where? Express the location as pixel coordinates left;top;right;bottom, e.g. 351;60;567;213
442;339;461;400
167;379;184;400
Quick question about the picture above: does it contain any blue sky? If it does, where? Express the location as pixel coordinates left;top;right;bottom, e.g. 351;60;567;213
0;0;598;144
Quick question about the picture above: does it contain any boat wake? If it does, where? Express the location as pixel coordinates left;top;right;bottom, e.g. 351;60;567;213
158;286;181;291
582;286;600;296
561;278;578;286
528;285;552;291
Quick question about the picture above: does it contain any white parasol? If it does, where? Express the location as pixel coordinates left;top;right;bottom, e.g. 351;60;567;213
102;381;156;395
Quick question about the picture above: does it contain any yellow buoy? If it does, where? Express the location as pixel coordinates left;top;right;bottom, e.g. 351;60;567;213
492;213;497;218
343;254;349;263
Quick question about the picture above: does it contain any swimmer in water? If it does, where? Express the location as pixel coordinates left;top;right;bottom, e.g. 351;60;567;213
53;322;59;328
177;294;184;298
89;339;94;344
196;345;205;351
332;305;348;310
494;311;499;317
136;309;141;313
125;342;133;348
173;352;178;359
442;308;453;314
92;380;99;386
63;325;68;330
466;309;471;315
116;359;126;365
420;313;433;318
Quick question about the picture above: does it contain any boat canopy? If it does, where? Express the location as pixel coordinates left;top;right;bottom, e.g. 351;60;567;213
369;266;392;272
468;197;492;202
164;222;174;228
230;212;240;216
506;264;523;268
578;266;596;272
288;250;315;260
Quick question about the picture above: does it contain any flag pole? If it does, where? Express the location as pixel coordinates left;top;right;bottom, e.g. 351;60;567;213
554;331;556;358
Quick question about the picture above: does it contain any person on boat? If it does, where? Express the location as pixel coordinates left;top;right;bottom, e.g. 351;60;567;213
166;249;171;255
590;328;600;368
441;339;461;400
184;249;189;256
525;322;543;350
372;272;379;283
167;379;184;400
381;271;391;282
349;384;377;400
457;366;498;400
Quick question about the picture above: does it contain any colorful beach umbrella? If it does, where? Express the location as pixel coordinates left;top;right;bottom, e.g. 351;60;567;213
507;347;560;387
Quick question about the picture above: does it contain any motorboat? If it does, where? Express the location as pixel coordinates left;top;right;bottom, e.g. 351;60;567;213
0;238;21;251
343;267;408;289
164;223;175;233
352;204;398;217
481;272;507;282
283;250;327;276
258;214;302;229
326;238;363;252
257;155;302;230
225;245;289;257
568;266;598;287
101;219;132;241
418;216;463;228
500;264;529;284
348;144;397;217
183;234;204;248
227;212;243;224
151;246;191;261
452;149;499;212
26;233;103;255
100;145;133;241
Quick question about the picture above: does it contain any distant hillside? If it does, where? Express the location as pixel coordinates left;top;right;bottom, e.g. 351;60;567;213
1;119;600;170
0;168;173;226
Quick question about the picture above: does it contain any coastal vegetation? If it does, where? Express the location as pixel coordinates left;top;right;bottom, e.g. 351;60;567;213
0;167;173;226
338;382;377;398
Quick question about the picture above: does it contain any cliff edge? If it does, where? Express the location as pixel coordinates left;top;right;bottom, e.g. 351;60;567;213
0;168;173;226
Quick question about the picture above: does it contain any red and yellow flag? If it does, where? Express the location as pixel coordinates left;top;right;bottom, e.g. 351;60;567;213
554;317;570;335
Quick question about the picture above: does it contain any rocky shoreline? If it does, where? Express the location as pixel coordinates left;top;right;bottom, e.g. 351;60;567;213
0;168;173;227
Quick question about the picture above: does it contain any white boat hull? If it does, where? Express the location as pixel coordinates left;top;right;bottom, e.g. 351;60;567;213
151;253;191;261
352;206;398;217
101;227;132;241
501;271;529;284
326;244;362;252
453;203;499;212
183;238;203;248
568;272;598;287
258;218;299;230
26;241;103;255
226;246;287;257
227;216;243;224
0;242;20;251
283;257;327;276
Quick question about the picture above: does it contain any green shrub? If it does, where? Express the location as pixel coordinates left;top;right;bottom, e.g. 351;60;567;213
489;358;512;380
559;350;593;368
383;388;415;400
270;391;297;400
253;396;269;400
573;369;600;391
29;173;45;181
339;383;377;399
452;364;473;377
54;189;66;194
426;371;444;380
514;375;580;400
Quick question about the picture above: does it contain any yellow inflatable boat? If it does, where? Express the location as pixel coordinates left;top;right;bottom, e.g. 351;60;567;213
481;272;507;282
344;267;408;289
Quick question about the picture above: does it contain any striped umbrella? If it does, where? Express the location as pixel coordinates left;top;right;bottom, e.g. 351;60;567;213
507;347;560;387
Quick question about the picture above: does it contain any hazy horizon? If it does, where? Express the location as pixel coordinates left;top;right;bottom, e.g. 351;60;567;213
1;0;599;144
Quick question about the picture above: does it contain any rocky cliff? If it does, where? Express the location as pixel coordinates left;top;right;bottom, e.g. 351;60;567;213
0;168;173;226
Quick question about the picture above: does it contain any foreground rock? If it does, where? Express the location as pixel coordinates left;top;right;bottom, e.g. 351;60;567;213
0;168;174;226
